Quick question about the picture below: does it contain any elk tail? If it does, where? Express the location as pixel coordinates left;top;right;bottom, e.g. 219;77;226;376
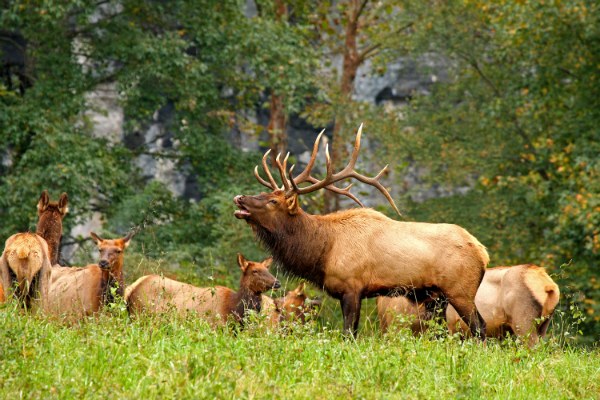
17;246;29;259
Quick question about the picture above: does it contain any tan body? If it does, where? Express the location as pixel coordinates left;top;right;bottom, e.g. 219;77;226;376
126;275;240;324
0;233;53;308
126;255;280;326
378;264;559;346
43;233;131;320
446;264;559;346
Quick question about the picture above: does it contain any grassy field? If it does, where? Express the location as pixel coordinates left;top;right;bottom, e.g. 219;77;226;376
1;301;598;400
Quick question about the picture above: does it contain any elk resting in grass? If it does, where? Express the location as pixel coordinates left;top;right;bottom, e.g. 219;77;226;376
43;232;132;320
234;125;489;338
125;254;281;326
0;233;52;308
35;190;69;266
262;282;322;327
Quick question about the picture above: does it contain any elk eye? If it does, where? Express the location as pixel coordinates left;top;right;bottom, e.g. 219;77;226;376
252;270;259;275
116;250;122;254
269;199;278;204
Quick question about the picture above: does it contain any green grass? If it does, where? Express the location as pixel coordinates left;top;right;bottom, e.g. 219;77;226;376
1;302;598;400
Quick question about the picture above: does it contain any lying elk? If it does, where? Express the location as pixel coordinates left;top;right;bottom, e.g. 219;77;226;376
0;233;52;308
446;264;559;346
43;232;132;320
377;295;439;335
262;282;322;326
125;254;281;326
235;125;489;337
36;190;69;265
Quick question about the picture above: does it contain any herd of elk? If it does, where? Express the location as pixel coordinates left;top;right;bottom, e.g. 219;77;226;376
125;254;280;326
0;124;563;345
235;125;489;338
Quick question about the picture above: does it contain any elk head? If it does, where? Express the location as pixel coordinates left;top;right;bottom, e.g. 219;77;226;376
234;124;400;231
90;231;133;271
37;190;69;217
238;253;280;293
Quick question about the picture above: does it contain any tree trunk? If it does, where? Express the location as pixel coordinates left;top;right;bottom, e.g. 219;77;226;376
325;0;363;213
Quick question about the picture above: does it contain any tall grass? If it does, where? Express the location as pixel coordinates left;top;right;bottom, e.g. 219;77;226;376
0;301;598;400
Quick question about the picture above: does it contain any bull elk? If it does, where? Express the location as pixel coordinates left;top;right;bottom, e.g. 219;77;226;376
36;190;69;265
125;254;281;327
0;233;53;308
234;125;489;337
43;232;132;320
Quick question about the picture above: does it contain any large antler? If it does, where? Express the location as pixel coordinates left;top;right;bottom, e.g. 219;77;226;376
253;124;400;214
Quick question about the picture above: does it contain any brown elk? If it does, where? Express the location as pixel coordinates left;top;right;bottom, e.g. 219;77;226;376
0;233;53;308
125;254;281;326
234;125;489;337
262;282;322;327
377;295;434;335
43;232;132;320
446;264;559;346
36;190;69;265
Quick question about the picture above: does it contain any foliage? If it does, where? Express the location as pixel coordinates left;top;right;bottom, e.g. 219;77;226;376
386;0;600;337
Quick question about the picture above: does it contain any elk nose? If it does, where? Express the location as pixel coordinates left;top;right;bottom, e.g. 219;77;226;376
273;280;281;289
99;260;109;269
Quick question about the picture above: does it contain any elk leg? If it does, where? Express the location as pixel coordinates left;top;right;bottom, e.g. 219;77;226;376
341;292;362;337
511;308;540;347
447;296;486;340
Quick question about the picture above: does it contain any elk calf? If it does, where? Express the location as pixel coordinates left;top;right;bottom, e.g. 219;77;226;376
0;233;52;308
126;254;280;326
43;232;132;320
36;190;69;265
377;296;433;335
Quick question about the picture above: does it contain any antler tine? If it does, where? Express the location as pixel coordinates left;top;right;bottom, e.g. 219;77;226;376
253;149;279;190
347;164;401;215
291;129;325;184
275;152;291;191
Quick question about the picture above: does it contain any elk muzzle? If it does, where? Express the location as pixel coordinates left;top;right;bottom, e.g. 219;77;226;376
98;260;110;269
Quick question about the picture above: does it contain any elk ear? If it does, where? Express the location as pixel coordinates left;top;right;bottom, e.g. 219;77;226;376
37;190;49;213
262;256;273;268
237;253;249;272
58;193;69;215
273;297;283;312
122;230;135;248
285;194;299;215
90;232;103;245
295;281;306;294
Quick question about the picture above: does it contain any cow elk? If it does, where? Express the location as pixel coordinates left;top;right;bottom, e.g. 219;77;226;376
235;125;489;337
43;232;132;320
36;190;69;265
446;264;560;346
125;254;281;327
0;233;53;308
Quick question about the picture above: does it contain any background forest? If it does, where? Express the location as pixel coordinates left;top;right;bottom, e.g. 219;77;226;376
1;0;598;340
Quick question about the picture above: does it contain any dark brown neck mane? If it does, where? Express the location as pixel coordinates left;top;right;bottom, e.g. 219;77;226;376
99;263;125;306
255;210;329;287
36;209;64;265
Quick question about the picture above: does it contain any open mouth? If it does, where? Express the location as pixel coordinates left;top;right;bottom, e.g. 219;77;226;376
234;196;250;219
